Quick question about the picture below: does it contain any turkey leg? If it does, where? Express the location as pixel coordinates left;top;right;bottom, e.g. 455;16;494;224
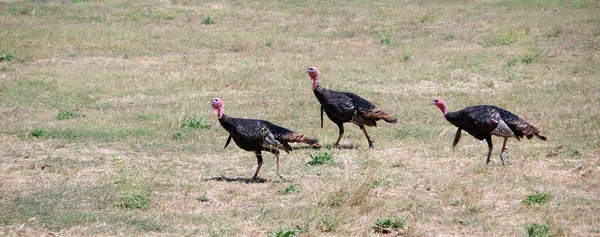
359;125;374;149
274;151;288;181
485;136;493;164
252;151;264;179
334;123;345;148
499;137;509;165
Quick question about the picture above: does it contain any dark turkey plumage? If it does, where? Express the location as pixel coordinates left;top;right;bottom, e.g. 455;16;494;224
433;98;548;164
307;67;398;149
211;98;321;180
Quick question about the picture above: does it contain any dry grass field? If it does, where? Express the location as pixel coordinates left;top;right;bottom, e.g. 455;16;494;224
1;0;599;236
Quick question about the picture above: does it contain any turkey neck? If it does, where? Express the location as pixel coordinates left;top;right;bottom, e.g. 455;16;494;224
437;102;449;119
312;84;328;105
217;114;237;133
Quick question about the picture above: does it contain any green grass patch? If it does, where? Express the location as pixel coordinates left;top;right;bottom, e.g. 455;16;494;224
203;16;216;24
56;110;82;120
269;225;308;237
307;151;335;166
278;184;301;194
118;190;152;210
0;183;113;231
130;217;166;232
524;223;551;237
482;27;523;47
401;46;413;62
374;216;407;233
181;117;211;129
0;49;17;62
268;228;295;237
319;216;338;233
522;192;549;205
29;126;151;141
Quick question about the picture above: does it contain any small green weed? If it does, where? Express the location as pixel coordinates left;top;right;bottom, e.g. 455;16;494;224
31;128;49;138
524;223;551;237
268;225;307;237
259;207;272;220
319;217;337;232
198;193;209;202
159;11;178;20
118;187;152;210
203;16;215;24
181;117;210;129
265;39;274;47
420;13;436;23
56;110;82;120
521;46;542;64
268;228;295;237
171;132;186;140
0;49;16;62
401;46;413;62
278;185;300;194
483;27;522;47
307;151;334;166
374;216;407;233
522;192;549;205
380;36;390;45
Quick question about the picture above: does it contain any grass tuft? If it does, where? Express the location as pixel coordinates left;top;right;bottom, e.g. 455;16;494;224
524;223;551;237
374;216;407;233
482;27;522;47
56;110;82;120
203;16;215;24
268;225;307;237
268;228;295;237
0;49;16;62
319;216;338;232
198;193;210;202
181;117;211;129
522;192;549;205
118;191;152;210
278;184;301;194
401;46;413;62
307;151;335;166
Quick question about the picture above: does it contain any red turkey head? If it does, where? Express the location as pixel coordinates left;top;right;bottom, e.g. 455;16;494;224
306;66;320;90
210;97;224;119
431;97;448;116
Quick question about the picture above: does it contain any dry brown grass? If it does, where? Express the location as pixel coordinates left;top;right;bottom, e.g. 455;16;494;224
1;0;599;236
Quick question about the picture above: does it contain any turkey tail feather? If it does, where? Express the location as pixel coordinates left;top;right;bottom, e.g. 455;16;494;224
515;121;547;141
281;133;322;148
363;109;398;124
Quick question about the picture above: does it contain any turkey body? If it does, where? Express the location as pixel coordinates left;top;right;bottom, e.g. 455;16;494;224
314;84;397;148
219;115;319;153
211;97;321;180
439;101;548;164
307;67;397;149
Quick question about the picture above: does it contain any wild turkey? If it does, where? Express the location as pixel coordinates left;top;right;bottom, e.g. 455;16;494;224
306;67;398;149
210;98;322;180
431;97;548;164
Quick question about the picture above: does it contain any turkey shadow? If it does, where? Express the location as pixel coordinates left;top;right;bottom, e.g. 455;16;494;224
292;145;324;151
204;176;268;184
322;143;360;150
